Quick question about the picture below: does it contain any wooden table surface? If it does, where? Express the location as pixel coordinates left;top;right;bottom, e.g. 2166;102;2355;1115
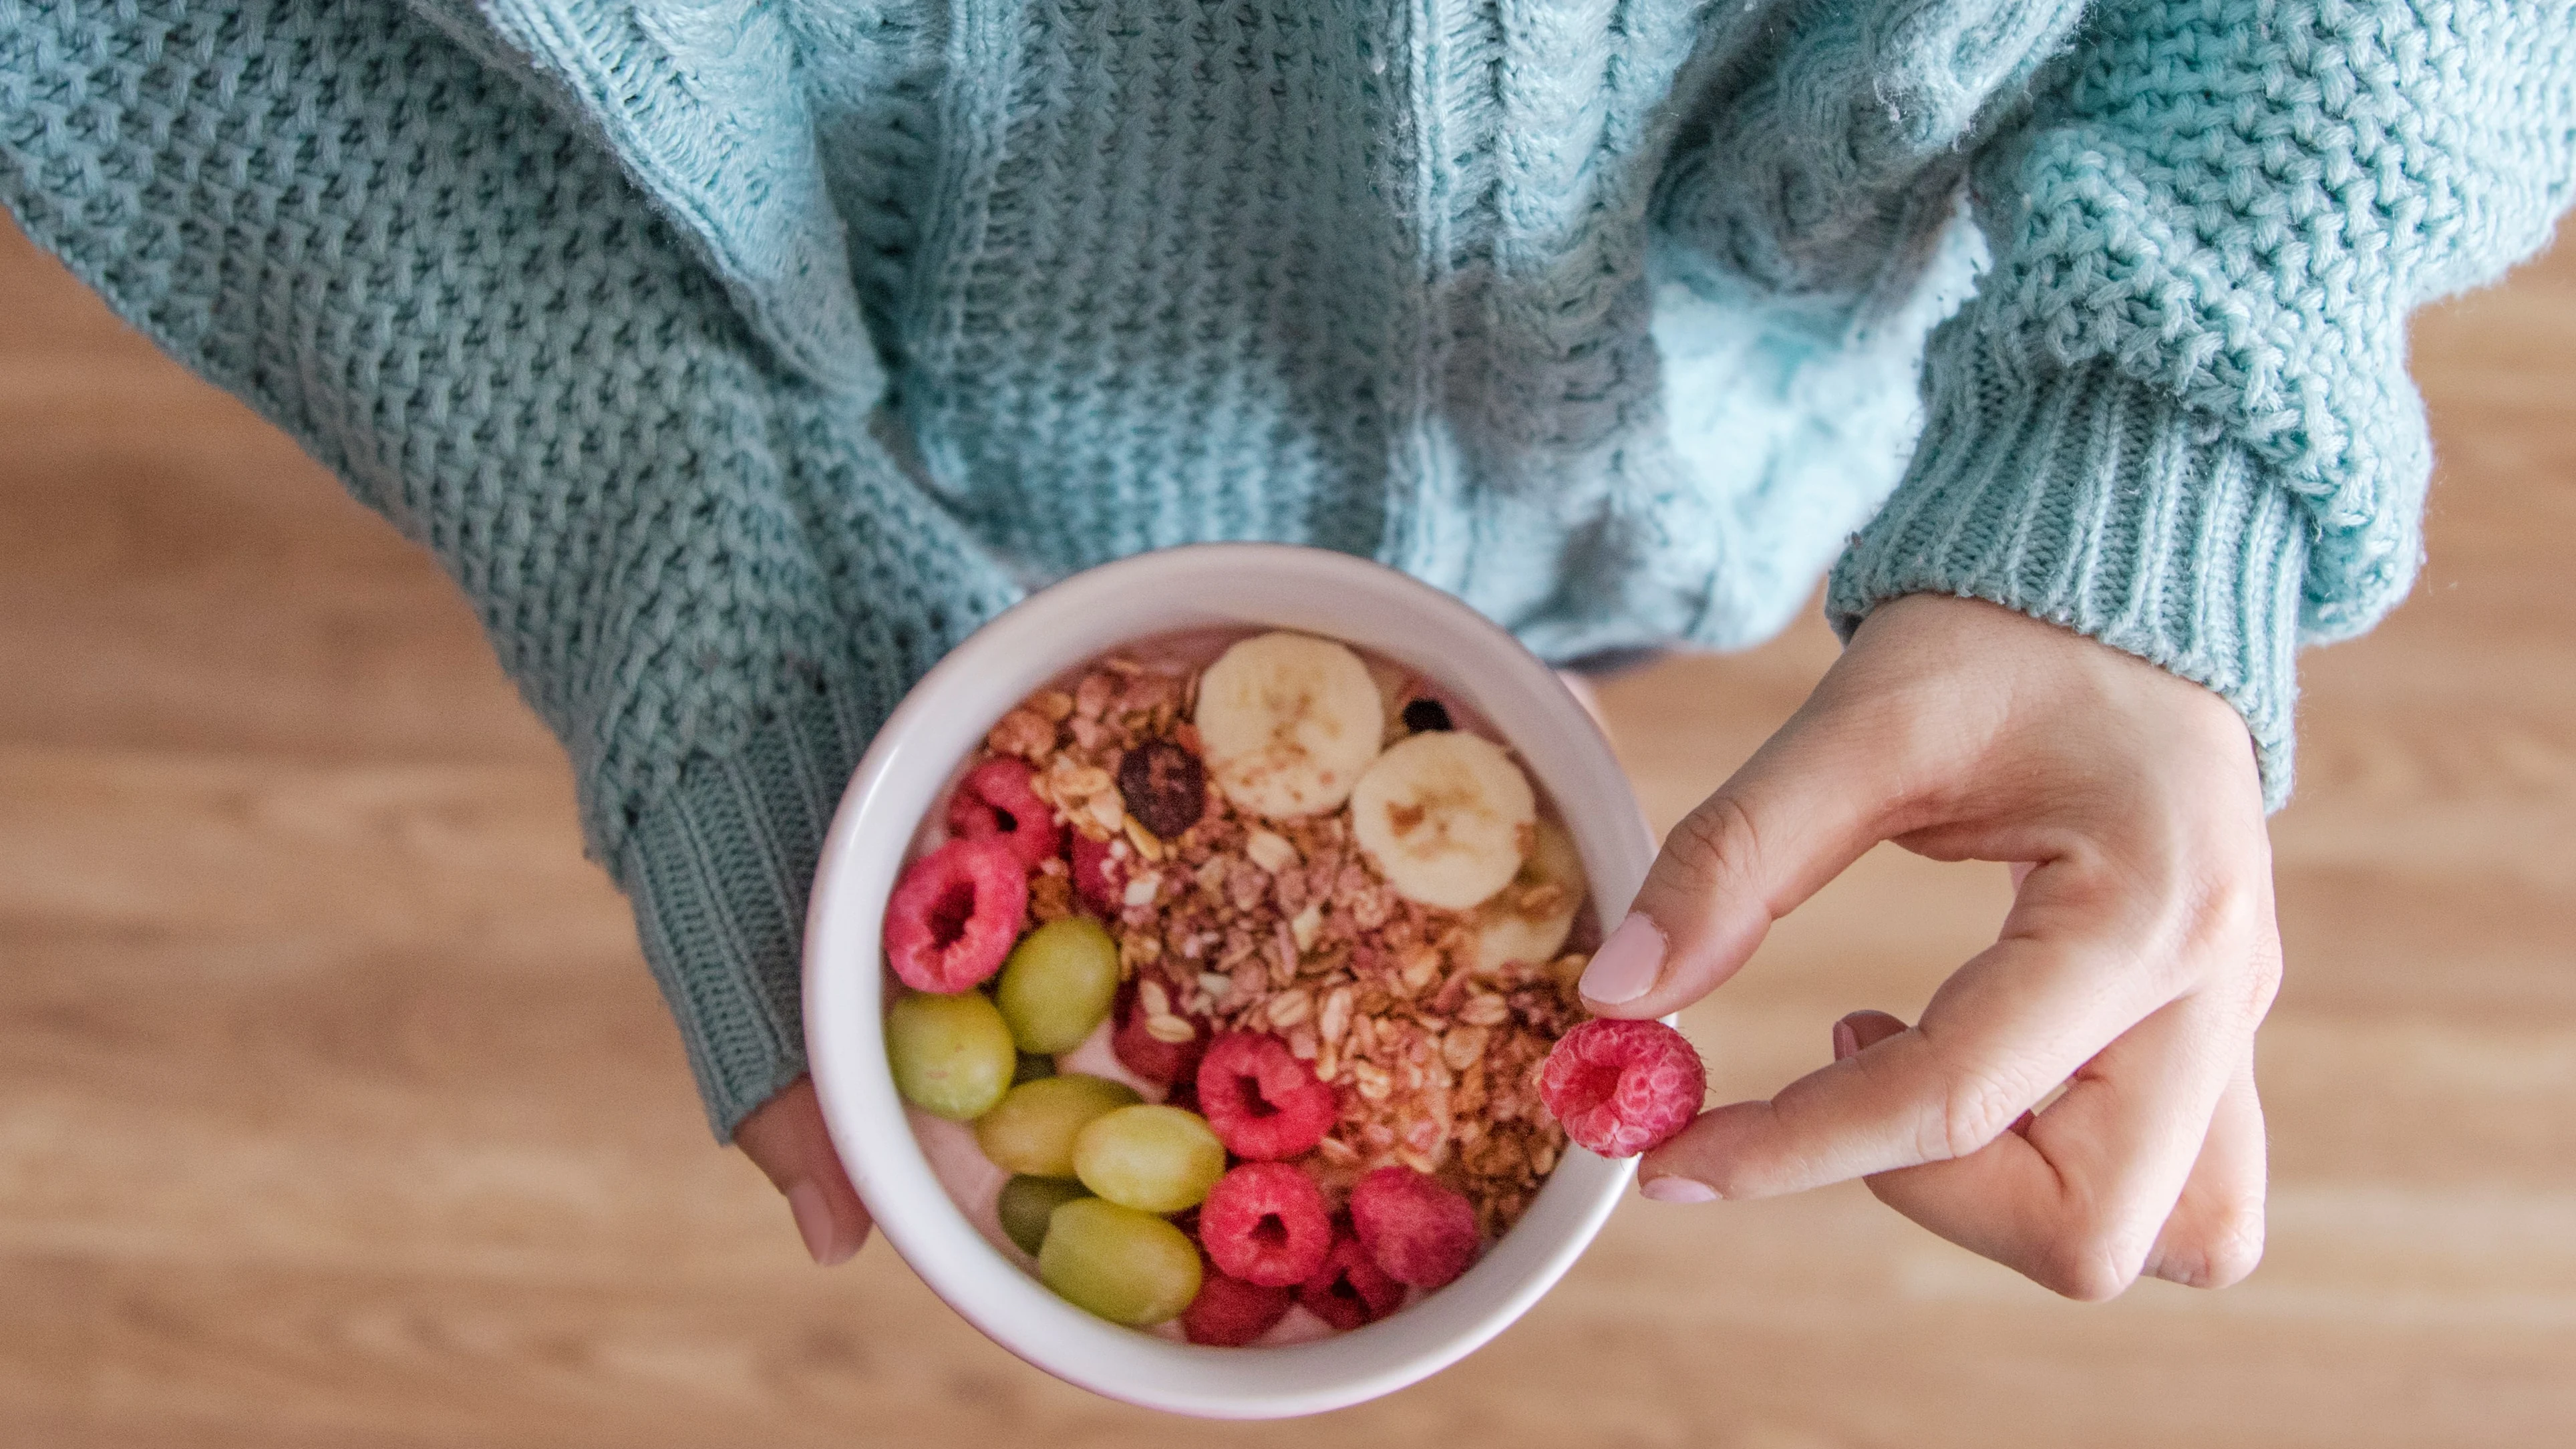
3;211;2571;1448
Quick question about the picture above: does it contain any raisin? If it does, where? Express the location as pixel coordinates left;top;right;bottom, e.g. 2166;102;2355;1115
1401;697;1452;733
1117;738;1206;838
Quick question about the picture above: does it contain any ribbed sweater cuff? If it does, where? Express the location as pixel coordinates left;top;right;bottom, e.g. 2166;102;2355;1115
616;685;882;1141
1826;348;2308;810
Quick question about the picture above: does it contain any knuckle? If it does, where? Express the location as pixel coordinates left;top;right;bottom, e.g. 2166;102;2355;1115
2158;1202;2269;1290
2154;855;2283;1023
1659;793;1763;900
2199;1205;2269;1288
1927;1068;2026;1162
2035;1243;2142;1303
2237;935;2285;1023
2172;848;2261;948
2032;1217;2152;1303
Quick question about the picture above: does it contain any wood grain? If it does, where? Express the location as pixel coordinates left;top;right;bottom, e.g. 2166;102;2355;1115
3;212;2571;1448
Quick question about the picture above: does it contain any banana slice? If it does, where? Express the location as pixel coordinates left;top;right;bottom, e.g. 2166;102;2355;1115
1470;817;1585;972
1194;632;1386;820
1349;731;1536;911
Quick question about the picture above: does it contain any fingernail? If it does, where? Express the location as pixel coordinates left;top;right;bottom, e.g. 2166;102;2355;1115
787;1180;852;1265
1640;1176;1719;1203
1832;1019;1860;1061
1580;914;1667;1005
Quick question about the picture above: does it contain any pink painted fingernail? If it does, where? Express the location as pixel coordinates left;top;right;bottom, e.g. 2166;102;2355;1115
1832;1019;1860;1061
1641;1176;1719;1203
1579;914;1667;1005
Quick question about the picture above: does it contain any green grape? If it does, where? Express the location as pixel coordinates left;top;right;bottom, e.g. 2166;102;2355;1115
995;916;1123;1054
1037;1197;1203;1327
975;1074;1143;1178
1013;1052;1057;1085
884;991;1015;1122
997;1174;1090;1257
1072;1104;1227;1213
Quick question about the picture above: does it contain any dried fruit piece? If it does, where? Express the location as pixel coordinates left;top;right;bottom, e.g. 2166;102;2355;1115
1196;1031;1337;1162
884;837;1029;993
1116;738;1207;840
1539;1018;1707;1158
1400;697;1452;733
1298;1228;1405;1331
1348;1166;1480;1289
1181;1253;1295;1346
1198;1162;1333;1288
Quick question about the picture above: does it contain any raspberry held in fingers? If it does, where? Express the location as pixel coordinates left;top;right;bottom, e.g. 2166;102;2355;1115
1539;1018;1706;1158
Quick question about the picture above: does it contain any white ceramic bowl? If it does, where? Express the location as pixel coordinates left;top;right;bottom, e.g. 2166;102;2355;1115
804;542;1654;1418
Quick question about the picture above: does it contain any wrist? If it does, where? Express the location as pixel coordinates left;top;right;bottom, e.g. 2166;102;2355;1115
1830;331;2307;810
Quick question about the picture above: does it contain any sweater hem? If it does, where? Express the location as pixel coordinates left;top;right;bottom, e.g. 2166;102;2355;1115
1826;336;2307;811
619;687;873;1141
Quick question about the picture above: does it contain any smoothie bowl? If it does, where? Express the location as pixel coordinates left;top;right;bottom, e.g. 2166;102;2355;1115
803;544;1657;1418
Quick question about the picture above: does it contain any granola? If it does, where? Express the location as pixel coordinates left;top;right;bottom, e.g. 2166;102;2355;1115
985;643;1588;1237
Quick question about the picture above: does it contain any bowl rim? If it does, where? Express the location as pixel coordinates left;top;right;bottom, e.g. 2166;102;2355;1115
803;542;1655;1418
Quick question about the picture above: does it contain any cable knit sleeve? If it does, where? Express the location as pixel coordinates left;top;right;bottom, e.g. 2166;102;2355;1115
0;1;1022;1137
1826;0;2576;806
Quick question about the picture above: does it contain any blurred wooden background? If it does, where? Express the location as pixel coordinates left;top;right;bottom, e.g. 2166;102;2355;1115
3;210;2571;1448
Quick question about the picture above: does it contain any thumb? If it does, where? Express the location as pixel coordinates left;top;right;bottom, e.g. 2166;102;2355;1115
734;1075;873;1265
1581;705;1899;1019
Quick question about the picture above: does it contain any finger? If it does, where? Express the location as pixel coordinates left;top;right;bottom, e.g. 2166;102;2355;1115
1835;1008;2041;1135
1637;874;2189;1199
734;1075;872;1265
1857;991;2239;1301
1581;700;1911;1018
2142;1054;2268;1289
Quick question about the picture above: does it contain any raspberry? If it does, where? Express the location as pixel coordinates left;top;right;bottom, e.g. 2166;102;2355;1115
1539;1018;1706;1158
1298;1228;1404;1331
1347;1166;1480;1289
882;837;1029;993
1180;1253;1293;1347
947;757;1064;872
1195;1032;1337;1162
1198;1163;1333;1287
1109;977;1204;1086
1069;832;1124;916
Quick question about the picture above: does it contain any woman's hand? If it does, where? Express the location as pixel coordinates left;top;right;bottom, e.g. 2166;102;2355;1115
735;1077;872;1265
1580;594;2279;1299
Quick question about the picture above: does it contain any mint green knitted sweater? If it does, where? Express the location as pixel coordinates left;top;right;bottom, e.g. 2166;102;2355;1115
5;1;2569;1137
